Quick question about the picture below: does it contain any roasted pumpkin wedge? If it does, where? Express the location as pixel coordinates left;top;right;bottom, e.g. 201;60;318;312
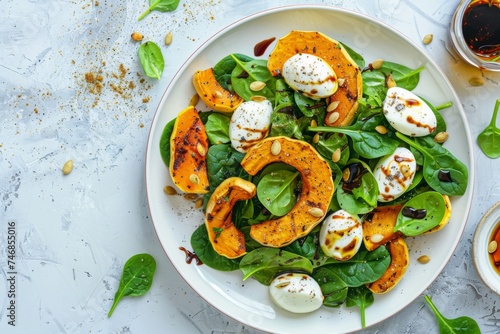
192;68;243;113
424;195;452;234
267;30;362;126
241;136;334;247
363;204;404;251
205;177;256;259
169;105;209;194
367;237;409;294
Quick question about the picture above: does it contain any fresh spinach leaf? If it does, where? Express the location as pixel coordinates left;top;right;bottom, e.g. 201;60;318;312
340;42;365;69
206;144;247;189
108;253;156;317
315;133;350;167
191;224;240;271
213;53;254;92
205;113;231;145
283;233;319;261
231;56;277;103
396;133;468;196
138;41;165;79
159;118;176;167
424;295;481;334
138;0;180;21
345;285;374;329
314;245;391;287
478;98;500;159
294;91;327;123
394;191;446;236
239;248;313;285
312;267;348;307
420;96;447;135
270;79;303;138
257;169;300;216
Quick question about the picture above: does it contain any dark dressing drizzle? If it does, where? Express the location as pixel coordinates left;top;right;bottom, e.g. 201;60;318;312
179;247;203;265
402;206;427;219
254;37;276;57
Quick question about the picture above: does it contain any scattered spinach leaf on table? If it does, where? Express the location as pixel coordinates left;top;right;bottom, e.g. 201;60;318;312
108;253;156;317
138;41;165;79
424;295;481;334
478;98;500;159
138;0;180;21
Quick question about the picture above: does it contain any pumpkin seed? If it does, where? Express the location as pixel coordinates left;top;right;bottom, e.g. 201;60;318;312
310;119;318;127
131;32;143;41
370;233;384;243
249;81;266;91
423;34;433;45
189;94;199;107
164;32;173;46
385;73;397;88
371;58;384;70
417;255;431;264
197;142;206;156
433;131;449;143
163;185;177;195
327;101;340;112
194;197;204;209
328;111;340;124
468;76;484;86
184;193;198;201
271;140;281;155
308;207;324;218
313;133;320;144
214;91;223;99
375;125;388;134
337;77;345;86
342;167;350;182
332;148;341;163
189;174;200;184
62;160;73;175
250;95;266;102
488;240;498;254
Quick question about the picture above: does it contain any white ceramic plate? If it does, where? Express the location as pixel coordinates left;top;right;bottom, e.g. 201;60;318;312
145;5;474;333
473;202;500;296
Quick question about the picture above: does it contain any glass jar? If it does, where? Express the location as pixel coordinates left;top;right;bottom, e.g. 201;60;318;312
450;0;500;71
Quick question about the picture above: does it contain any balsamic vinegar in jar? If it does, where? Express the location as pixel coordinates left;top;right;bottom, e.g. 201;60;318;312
462;0;500;60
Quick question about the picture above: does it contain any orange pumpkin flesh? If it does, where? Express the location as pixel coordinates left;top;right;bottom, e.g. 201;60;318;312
363;204;404;251
367;237;409;294
169;106;209;194
267;30;362;126
192;68;243;113
205;177;256;259
241;136;334;247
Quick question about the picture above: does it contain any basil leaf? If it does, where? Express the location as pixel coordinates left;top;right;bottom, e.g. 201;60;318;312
138;0;180;21
138;41;165;79
108;253;156;317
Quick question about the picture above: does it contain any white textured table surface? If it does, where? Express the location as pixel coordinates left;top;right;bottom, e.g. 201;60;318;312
1;0;499;333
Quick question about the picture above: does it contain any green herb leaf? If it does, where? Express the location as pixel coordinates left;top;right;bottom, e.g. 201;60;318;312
138;0;180;21
205;113;231;145
108;253;156;317
138;41;165;79
478;99;500;159
159;117;176;167
424;295;481;334
213;53;254;92
257;169;299;216
312;267;348;307
346;285;374;328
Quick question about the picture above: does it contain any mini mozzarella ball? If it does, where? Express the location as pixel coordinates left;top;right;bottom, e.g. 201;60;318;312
373;147;417;202
319;210;363;261
229;99;273;153
269;273;323;313
383;87;437;137
282;53;338;99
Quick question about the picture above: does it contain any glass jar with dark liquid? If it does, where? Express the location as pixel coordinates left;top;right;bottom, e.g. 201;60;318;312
451;0;500;71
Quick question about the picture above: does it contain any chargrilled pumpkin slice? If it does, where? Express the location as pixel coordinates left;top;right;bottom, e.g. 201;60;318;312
363;204;404;251
192;68;243;113
169;105;209;194
267;30;362;126
367;237;409;294
241;136;334;247
205;177;256;259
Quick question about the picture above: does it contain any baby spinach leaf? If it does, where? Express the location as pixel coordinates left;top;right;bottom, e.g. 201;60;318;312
312;267;348;307
315;133;350;167
206;144;247;189
283;233;319;261
294;91;327;123
231;56;277;103
213;53;254;92
394;191;446;236
314;245;391;287
138;41;165;79
478;98;500;159
138;0;180;21
420;96;447;135
205;113;231;145
424;295;481;334
239;248;313;285
108;253;156;317
270;79;303;138
159;118;176;167
396;133;468;196
191;224;240;271
257;169;300;216
346;285;374;329
340;42;365;69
